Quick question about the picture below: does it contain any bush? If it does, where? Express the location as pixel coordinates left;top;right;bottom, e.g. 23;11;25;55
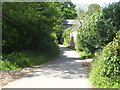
89;31;120;88
101;1;120;31
78;51;93;59
77;13;101;53
77;2;120;53
2;2;62;54
1;2;78;70
62;28;72;46
66;46;76;50
1;47;60;70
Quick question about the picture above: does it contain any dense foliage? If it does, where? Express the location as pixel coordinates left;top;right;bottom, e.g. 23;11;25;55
88;2;120;88
61;2;78;19
101;2;120;31
2;2;77;70
2;2;61;53
75;2;120;88
2;2;62;69
86;4;101;15
76;13;101;53
89;31;120;88
77;2;120;53
1;48;59;70
77;9;85;20
62;28;71;46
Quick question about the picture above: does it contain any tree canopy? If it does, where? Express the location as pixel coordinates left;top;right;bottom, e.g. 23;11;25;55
61;2;78;19
2;2;77;54
87;4;101;15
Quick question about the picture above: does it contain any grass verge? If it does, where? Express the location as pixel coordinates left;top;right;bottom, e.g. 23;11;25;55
1;48;60;70
66;46;76;50
78;51;93;59
66;46;93;59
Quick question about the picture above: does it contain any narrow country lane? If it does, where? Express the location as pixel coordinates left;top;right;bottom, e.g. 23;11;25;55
3;45;93;88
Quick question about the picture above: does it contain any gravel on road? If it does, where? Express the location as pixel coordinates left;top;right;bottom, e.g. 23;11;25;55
2;45;94;88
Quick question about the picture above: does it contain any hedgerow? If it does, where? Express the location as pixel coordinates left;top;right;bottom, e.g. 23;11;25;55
76;13;101;53
1;46;60;70
76;1;120;54
62;28;72;46
2;2;78;70
76;2;120;88
89;31;120;88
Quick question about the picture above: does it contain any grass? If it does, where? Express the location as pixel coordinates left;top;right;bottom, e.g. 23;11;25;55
66;46;93;59
1;48;60;70
78;51;93;59
66;46;76;50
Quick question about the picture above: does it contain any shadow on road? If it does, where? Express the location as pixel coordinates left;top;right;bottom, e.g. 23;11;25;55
25;45;88;79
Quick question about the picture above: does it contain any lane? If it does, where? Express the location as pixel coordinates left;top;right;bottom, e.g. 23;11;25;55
3;45;93;88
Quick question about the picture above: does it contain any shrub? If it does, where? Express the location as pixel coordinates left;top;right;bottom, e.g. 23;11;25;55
78;51;93;59
1;47;60;70
62;28;72;46
2;2;62;54
101;1;120;31
77;2;120;53
66;46;76;50
77;13;101;53
89;31;120;88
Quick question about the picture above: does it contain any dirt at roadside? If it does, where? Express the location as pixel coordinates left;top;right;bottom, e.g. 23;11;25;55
1;45;93;88
0;68;33;87
81;59;93;72
0;58;93;89
0;58;58;89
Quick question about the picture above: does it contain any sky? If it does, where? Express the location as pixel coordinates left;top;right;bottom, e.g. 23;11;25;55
71;0;120;11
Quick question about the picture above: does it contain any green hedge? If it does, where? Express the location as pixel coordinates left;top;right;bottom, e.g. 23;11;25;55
89;31;120;88
1;46;60;70
2;2;62;54
77;13;101;53
76;1;120;53
62;28;71;46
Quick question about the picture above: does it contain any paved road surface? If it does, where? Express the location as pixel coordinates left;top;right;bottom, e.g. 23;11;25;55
3;45;93;88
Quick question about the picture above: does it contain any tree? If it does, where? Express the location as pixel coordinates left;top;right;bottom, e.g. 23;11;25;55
61;2;78;19
53;2;78;43
87;4;101;15
76;2;120;53
77;9;86;19
101;1;120;31
2;2;63;53
89;31;120;88
77;13;101;53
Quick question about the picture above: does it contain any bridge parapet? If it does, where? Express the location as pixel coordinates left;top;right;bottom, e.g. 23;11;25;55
62;19;83;30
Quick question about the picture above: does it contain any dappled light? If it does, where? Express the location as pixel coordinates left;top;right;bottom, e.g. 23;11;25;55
1;1;119;88
3;45;93;88
25;45;87;79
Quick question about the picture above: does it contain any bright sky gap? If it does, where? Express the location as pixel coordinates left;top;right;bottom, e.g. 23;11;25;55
71;0;120;11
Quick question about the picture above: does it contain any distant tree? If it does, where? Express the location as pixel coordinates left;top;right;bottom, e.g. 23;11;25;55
87;4;101;15
77;9;86;19
53;2;78;43
61;2;78;19
101;1;120;31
